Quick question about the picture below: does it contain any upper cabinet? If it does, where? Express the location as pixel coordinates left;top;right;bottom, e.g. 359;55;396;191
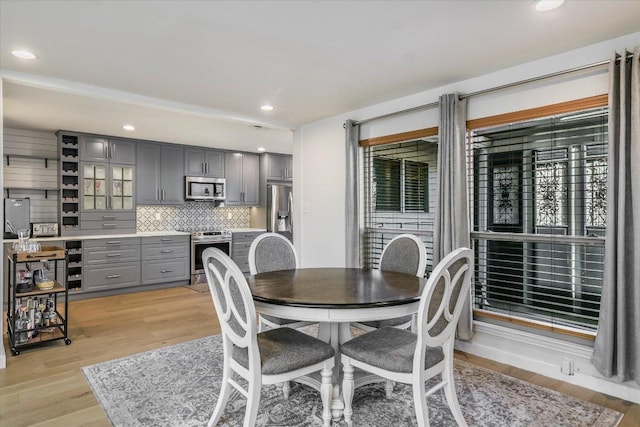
265;153;293;181
80;162;135;213
80;136;136;165
225;152;259;206
136;142;185;205
184;147;225;178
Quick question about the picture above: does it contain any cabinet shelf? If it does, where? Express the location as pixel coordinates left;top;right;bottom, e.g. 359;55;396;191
15;282;66;298
4;154;59;168
4;188;59;199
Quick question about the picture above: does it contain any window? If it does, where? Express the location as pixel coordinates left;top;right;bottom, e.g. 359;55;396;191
469;105;608;333
372;145;432;214
363;138;437;271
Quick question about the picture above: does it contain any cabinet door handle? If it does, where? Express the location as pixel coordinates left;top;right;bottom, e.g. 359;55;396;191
103;223;117;228
202;162;205;174
161;249;173;253
161;269;173;273
160;238;172;242
111;144;115;160
104;145;108;159
106;241;122;245
102;215;116;220
106;253;122;257
106;274;121;279
162;189;165;200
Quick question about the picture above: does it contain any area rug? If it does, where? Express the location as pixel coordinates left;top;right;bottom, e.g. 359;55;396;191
82;334;622;427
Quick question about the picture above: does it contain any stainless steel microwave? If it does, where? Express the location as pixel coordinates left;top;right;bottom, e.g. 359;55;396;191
185;176;226;201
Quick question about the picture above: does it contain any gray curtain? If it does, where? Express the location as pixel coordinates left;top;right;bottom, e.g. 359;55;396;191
345;120;361;268
434;93;472;340
592;47;640;384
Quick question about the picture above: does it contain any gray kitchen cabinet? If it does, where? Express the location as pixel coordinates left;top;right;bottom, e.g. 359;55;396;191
141;235;190;285
80;136;136;165
136;142;185;205
79;161;136;233
231;231;265;274
82;237;141;292
225;152;259;206
184;147;225;178
265;154;293;181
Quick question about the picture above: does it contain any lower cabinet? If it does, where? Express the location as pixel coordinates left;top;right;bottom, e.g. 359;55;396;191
84;262;140;291
141;235;190;285
231;231;265;274
83;237;141;292
3;233;191;298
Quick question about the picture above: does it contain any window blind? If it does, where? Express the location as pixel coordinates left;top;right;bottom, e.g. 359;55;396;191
468;106;608;332
362;138;438;273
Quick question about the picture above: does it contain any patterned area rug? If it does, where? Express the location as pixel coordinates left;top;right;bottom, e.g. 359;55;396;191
82;334;621;427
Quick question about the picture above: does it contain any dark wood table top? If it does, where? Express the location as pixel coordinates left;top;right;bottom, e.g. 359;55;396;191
247;267;426;309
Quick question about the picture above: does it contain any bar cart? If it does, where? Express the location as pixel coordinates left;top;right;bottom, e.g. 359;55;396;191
6;245;71;355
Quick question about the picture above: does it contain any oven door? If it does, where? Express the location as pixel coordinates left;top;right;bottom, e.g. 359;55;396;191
191;240;231;283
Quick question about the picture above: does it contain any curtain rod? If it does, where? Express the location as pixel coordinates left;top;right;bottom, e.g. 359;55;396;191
353;52;634;126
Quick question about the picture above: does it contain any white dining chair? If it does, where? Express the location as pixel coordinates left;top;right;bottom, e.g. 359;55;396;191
341;247;473;427
203;247;335;427
248;232;314;332
352;233;427;332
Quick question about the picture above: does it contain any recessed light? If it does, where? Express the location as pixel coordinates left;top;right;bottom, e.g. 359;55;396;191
122;124;135;131
11;49;36;59
260;105;274;112
535;0;564;11
257;147;266;152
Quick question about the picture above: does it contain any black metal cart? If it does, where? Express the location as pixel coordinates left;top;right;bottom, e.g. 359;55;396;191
6;246;71;355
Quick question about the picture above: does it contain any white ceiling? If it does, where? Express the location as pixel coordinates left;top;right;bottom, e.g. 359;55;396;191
1;0;640;153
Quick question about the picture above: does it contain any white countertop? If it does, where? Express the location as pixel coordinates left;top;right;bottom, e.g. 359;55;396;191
3;230;191;243
226;228;267;233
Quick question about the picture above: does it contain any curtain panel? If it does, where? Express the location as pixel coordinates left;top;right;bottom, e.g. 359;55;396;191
591;47;640;384
434;93;473;340
345;120;361;268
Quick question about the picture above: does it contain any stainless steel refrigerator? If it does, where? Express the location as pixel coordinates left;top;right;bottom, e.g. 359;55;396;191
267;184;293;241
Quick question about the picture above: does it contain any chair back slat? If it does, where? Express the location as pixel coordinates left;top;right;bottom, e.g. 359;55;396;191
379;234;427;277
416;248;473;349
249;233;299;275
204;248;257;350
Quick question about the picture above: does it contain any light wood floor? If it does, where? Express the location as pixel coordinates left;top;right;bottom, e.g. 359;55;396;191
1;286;638;426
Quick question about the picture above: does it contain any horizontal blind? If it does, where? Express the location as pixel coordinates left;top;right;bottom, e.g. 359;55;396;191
468;106;608;331
362;138;438;273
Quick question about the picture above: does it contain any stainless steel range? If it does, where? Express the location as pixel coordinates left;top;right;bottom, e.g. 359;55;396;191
187;230;232;284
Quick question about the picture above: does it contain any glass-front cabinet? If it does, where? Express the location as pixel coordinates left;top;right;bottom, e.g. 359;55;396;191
81;163;134;212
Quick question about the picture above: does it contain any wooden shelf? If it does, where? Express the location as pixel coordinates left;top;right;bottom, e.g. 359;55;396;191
15;281;66;297
4;154;59;168
8;246;66;262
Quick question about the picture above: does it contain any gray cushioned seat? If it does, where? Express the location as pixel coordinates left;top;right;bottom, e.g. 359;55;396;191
234;327;335;375
340;327;443;373
359;314;413;329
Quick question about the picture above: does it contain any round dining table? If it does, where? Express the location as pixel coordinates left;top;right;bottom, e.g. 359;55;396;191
246;267;427;421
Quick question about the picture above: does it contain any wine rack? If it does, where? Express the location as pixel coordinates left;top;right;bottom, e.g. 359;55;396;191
66;240;83;291
58;133;81;235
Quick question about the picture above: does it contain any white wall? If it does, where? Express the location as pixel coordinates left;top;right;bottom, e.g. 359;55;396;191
0;78;5;369
296;31;639;266
295;32;640;401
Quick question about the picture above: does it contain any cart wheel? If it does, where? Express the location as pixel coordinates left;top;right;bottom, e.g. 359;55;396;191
64;338;72;345
11;348;19;356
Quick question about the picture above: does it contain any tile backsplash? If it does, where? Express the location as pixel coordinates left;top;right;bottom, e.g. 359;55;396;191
137;204;251;232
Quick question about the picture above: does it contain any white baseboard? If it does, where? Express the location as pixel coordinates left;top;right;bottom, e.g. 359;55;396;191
0;341;6;369
455;321;640;404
